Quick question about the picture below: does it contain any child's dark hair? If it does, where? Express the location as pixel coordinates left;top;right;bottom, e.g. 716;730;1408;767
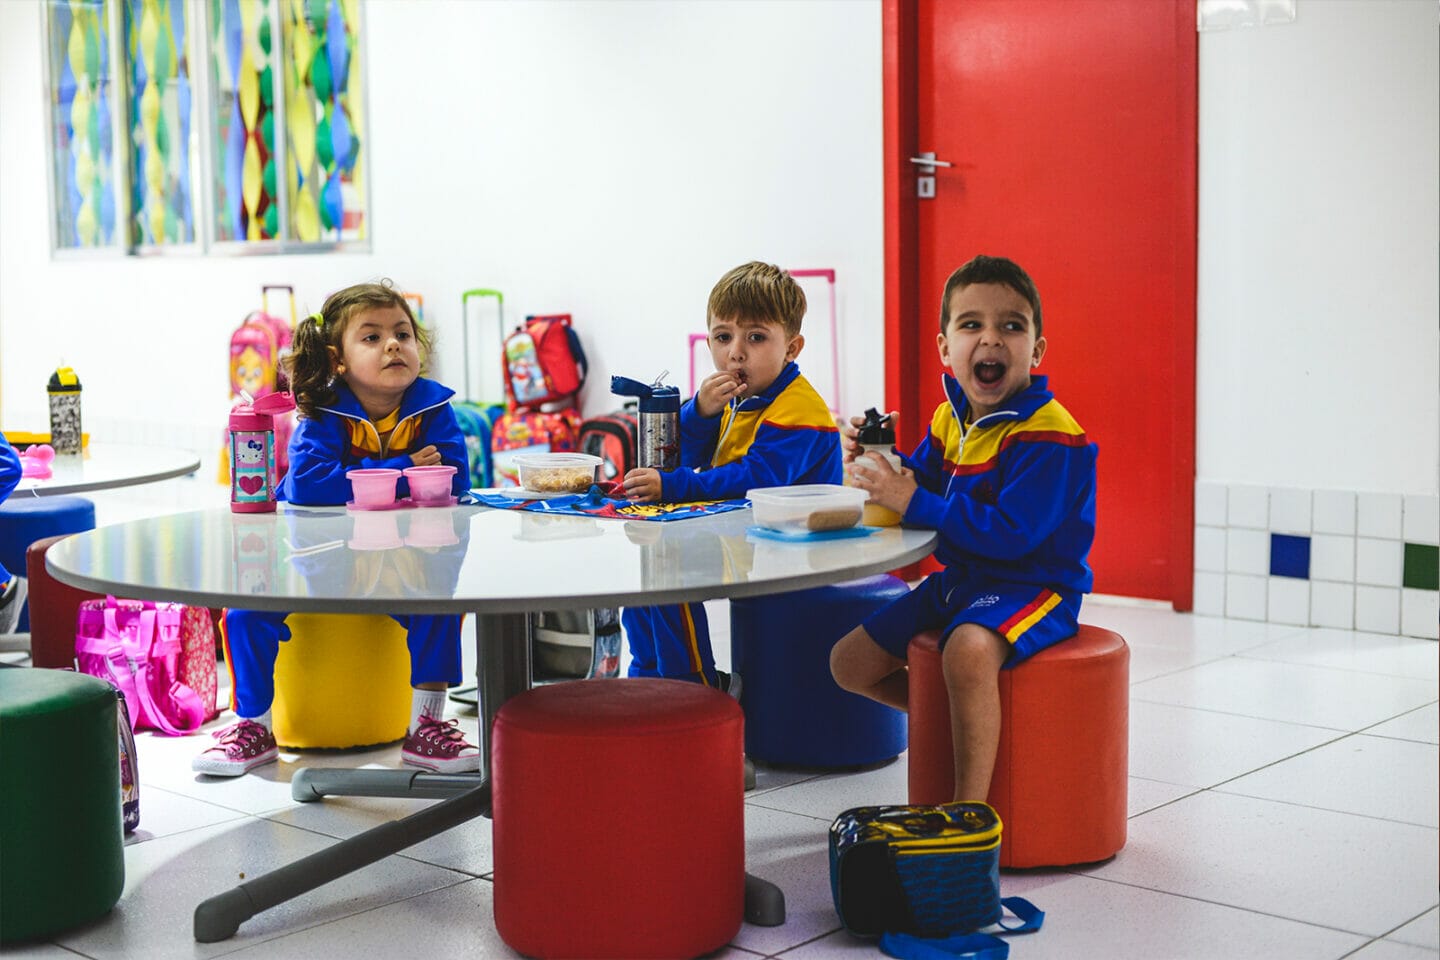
707;262;807;338
939;255;1043;336
285;280;432;419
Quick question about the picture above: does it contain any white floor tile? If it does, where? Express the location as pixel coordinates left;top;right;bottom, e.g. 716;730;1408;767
1218;733;1439;827
218;878;513;959
1128;776;1198;816
1346;939;1440;960
1131;656;1438;731
1084;791;1438;937
52;817;472;960
1129;700;1341;788
1239;628;1440;680
950;874;1365;960
746;756;911;820
1390;907;1440;950
123;784;249;844
265;791;494;877
730;805;850;956
1368;703;1440;744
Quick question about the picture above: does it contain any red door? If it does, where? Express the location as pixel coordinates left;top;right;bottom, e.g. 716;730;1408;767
883;0;1197;607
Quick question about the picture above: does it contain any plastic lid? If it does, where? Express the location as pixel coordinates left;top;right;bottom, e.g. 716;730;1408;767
856;408;895;445
251;392;296;416
48;367;81;391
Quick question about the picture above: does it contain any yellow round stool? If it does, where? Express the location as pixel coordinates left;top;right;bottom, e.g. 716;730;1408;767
272;613;413;749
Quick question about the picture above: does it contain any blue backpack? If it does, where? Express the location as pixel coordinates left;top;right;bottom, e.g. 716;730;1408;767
452;401;506;488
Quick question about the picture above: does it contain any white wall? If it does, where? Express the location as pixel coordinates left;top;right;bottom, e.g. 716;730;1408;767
1197;0;1438;494
0;0;884;457
2;0;1436;501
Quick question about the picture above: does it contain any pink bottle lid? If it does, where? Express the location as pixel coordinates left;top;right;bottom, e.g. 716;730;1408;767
229;392;296;431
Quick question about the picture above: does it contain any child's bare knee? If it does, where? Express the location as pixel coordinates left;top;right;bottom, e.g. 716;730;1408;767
941;624;1007;686
829;628;881;690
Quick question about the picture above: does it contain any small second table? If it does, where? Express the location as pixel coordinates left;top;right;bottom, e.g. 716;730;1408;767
13;442;201;496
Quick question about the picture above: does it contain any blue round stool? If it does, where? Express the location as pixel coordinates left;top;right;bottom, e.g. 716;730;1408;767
731;573;909;767
0;495;96;631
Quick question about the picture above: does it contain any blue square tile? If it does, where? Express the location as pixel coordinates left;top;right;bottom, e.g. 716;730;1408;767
1270;533;1311;579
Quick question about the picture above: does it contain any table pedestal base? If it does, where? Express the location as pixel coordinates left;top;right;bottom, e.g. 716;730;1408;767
193;784;491;943
191;611;786;941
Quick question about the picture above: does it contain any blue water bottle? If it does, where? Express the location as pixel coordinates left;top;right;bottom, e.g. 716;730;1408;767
611;374;680;471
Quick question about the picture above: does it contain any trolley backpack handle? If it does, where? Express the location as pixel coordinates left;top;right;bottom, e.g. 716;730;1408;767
261;284;297;325
461;288;506;403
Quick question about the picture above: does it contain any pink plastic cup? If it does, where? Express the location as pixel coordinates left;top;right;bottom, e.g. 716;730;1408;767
346;468;402;508
403;464;458;505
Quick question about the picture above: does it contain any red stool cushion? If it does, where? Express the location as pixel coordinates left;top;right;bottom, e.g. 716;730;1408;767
907;624;1129;868
493;678;745;959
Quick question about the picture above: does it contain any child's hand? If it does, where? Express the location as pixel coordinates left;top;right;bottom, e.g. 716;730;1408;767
409;445;442;467
622;468;664;503
696;371;744;418
847;452;917;516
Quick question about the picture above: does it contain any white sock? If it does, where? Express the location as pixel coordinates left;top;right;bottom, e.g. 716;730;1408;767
410;688;447;732
240;709;272;731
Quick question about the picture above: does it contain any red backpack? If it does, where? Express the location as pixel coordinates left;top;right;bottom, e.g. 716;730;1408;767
504;314;588;410
490;408;583;488
578;409;639;482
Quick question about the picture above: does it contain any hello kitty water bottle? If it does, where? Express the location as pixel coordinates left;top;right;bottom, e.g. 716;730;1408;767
229;392;296;513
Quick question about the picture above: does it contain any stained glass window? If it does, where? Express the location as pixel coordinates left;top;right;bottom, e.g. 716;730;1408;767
42;0;367;254
44;0;122;251
125;0;198;246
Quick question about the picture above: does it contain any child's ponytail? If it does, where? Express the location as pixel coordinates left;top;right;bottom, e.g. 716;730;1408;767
285;312;340;419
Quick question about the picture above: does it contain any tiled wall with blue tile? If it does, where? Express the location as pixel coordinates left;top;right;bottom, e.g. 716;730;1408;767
1193;483;1440;638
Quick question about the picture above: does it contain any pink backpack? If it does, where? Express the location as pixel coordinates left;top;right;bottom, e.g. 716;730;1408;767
75;597;216;735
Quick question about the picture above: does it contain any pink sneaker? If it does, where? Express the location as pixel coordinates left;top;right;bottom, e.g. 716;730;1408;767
192;719;279;776
402;716;481;773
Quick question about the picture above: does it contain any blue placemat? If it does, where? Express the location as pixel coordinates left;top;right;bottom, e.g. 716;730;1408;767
472;486;749;521
746;524;879;543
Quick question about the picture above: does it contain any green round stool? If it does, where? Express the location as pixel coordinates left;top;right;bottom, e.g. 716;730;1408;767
0;669;125;943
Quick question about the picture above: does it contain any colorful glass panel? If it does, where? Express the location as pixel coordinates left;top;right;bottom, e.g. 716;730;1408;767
281;0;365;244
124;0;196;245
207;0;280;242
45;0;120;249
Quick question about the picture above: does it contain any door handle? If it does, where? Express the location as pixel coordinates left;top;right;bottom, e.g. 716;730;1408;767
908;155;954;170
910;152;952;199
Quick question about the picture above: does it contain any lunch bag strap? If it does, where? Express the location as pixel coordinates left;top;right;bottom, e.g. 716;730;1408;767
879;898;1044;960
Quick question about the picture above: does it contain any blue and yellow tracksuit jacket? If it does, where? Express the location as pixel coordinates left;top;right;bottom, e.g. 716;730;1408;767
0;435;21;583
625;361;843;683
902;374;1097;593
226;377;468;718
280;377;468;505
664;361;842;501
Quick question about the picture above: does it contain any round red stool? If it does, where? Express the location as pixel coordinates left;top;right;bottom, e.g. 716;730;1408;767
907;624;1128;868
493;678;745;959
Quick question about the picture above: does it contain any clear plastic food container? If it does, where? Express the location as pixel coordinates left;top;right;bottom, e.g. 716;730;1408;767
515;453;602;493
747;484;868;533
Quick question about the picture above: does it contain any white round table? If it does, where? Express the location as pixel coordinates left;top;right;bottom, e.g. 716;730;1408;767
48;502;936;941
